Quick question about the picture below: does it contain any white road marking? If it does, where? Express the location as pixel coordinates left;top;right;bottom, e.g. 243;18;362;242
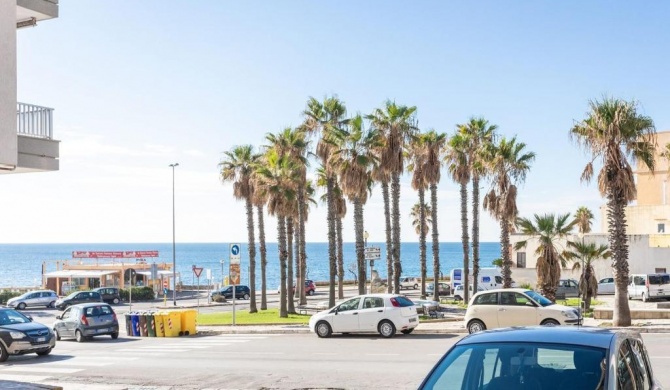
3;366;84;374
236;352;284;355
48;360;115;367
313;352;338;355
144;345;210;349
366;353;400;356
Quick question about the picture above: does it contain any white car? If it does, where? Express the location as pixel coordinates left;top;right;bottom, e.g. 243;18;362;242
452;284;485;301
597;277;615;294
464;288;581;334
394;277;419;290
308;294;419;338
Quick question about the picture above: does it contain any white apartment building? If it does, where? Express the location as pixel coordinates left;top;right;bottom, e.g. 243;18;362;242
1;0;59;174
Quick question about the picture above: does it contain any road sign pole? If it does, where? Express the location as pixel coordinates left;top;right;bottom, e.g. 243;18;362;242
196;276;200;312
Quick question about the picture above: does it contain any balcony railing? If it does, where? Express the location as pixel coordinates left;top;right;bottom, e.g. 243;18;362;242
17;102;54;140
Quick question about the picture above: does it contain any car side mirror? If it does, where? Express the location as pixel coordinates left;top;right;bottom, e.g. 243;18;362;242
26;315;33;322
55;315;61;320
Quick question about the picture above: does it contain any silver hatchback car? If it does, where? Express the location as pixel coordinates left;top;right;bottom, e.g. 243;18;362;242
6;290;58;310
52;303;119;342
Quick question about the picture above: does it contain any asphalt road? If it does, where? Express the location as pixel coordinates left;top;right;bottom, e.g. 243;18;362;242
2;332;670;389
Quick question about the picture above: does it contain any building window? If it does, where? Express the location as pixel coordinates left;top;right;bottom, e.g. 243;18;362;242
658;223;666;233
655;268;667;274
516;252;526;268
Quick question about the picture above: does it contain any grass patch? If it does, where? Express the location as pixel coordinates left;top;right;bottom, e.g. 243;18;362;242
197;308;310;325
556;298;603;307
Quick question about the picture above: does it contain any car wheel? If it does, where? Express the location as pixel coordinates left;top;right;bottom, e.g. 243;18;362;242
378;320;396;338
401;328;414;335
111;332;119;340
315;321;332;338
467;320;486;334
48;301;56;309
17;302;26;310
308;290;315;296
0;342;7;362
541;319;560;326
75;330;85;343
244;293;250;300
36;348;52;357
54;329;61;341
413;284;418;290
113;298;120;305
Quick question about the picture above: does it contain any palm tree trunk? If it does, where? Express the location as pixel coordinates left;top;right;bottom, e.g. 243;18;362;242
294;217;302;306
257;205;268;310
430;183;440;302
298;188;307;306
460;182;470;302
336;216;345;299
326;176;337;309
501;219;513;288
278;215;288;318
418;187;427;299
382;181;393;293
472;175;480;294
354;199;366;295
608;190;631;327
584;265;593;312
245;198;257;313
392;173;402;294
287;218;295;314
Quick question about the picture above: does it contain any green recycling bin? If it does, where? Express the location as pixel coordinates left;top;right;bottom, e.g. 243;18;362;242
145;313;156;337
138;312;148;337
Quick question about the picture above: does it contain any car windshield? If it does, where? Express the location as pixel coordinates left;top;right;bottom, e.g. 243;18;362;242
393;296;415;307
0;310;31;325
524;290;553;307
649;275;670;285
421;342;606;390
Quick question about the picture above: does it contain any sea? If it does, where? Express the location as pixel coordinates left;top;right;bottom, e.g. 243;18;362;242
0;242;501;289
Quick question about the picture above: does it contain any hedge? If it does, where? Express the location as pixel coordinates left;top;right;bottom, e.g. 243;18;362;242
119;287;155;301
0;291;22;305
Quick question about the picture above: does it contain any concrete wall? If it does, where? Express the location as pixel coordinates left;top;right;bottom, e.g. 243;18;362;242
636;131;670;206
0;1;18;169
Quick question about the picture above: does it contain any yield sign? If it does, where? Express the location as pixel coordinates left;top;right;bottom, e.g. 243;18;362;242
193;267;203;278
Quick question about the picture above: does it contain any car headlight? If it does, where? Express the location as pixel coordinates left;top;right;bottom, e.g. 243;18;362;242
9;331;25;339
562;310;578;319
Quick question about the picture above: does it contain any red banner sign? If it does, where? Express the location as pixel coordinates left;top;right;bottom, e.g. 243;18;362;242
72;251;159;258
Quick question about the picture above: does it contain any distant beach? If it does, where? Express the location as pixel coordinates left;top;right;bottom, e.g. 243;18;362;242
0;242;501;288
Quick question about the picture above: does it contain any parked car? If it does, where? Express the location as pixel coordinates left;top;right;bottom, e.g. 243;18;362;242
55;291;103;310
0;307;55;362
419;326;661;390
395;277;419;290
92;287;121;305
308;293;419;338
464;288;581;333
628;273;670;302
426;282;451;296
277;280;316;296
598;277;615;294
6;290;58;310
53;303;119;342
210;285;251;300
453;284;485;301
557;278;580;298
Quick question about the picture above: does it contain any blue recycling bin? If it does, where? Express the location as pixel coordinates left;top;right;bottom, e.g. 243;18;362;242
131;312;141;337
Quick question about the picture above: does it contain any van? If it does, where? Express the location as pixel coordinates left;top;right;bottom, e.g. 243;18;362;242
628;273;670;302
449;268;504;291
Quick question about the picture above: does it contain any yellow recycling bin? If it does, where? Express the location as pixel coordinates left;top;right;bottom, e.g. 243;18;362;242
154;312;166;337
180;309;197;336
163;311;182;337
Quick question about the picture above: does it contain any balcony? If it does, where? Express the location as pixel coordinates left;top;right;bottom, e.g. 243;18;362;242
17;102;53;139
11;102;59;174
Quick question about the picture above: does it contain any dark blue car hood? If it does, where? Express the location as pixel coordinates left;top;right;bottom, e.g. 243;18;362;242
0;322;49;332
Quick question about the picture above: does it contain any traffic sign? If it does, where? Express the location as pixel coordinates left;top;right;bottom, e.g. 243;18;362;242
364;246;381;260
230;243;241;263
163;279;168;288
193;267;203;278
364;247;381;253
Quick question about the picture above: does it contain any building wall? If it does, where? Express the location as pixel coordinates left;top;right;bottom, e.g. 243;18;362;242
636;131;670;206
0;1;18;168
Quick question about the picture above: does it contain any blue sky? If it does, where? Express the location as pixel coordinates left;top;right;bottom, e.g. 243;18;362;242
5;1;669;243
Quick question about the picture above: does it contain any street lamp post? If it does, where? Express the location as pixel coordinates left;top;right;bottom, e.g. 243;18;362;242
169;163;179;306
364;231;370;294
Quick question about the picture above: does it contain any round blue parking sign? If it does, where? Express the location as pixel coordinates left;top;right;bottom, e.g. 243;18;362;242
231;244;240;255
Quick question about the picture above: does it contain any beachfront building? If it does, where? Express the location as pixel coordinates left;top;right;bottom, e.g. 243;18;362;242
510;130;670;286
1;0;59;174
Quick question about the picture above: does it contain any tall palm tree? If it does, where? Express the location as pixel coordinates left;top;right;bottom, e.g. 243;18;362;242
461;118;498;293
421;130;447;302
445;129;471;301
570;97;656;326
303;96;348;308
574;206;594;234
254;149;299;318
330;114;380;294
250;168;269;310
407;134;429;298
514;213;575;301
333;185;347;299
368;101;418;293
483;136;535;288
219;145;258;313
370;140;393;293
565;241;611;311
409;201;431;297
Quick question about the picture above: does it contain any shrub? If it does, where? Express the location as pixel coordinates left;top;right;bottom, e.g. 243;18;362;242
212;295;227;303
120;287;155;301
519;282;533;290
0;291;22;304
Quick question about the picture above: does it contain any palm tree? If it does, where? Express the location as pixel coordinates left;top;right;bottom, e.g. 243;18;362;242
570;97;656;326
219;145;258;313
329;114;380;294
303;96;348;308
368;101;418;293
250;167;269;310
514;213;575;301
407;134;429;298
574;206;594;234
483;136;535;288
565;241;612;311
370;140;393;293
461;118;498;293
409;201;431;297
333;185;347;299
445;129;471;301
421;130;447;302
254;149;299;318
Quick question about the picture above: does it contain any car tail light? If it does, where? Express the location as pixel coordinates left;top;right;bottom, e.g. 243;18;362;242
81;315;89;326
390;298;401;307
646;278;650;288
112;313;117;322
